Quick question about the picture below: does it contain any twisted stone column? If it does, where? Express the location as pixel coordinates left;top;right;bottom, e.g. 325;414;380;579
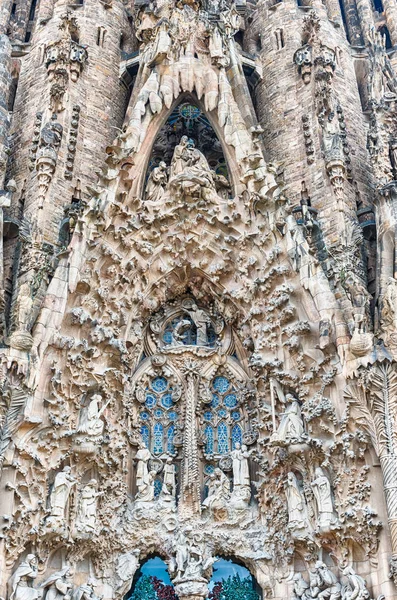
180;371;201;517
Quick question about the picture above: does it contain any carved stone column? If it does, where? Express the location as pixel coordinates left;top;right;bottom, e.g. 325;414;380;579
180;368;201;518
368;364;397;581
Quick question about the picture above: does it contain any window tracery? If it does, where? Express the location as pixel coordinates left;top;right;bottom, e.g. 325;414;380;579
138;376;180;456
202;376;244;456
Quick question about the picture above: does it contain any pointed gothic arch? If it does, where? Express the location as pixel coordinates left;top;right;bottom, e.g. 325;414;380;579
127;92;244;200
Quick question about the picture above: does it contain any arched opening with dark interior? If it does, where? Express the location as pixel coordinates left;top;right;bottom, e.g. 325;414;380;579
379;25;393;49
144;99;232;199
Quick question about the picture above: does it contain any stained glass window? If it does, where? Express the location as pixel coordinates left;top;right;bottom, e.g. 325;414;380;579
141;377;178;455
201;375;248;456
232;424;242;448
205;425;214;454
167;425;175;453
141;425;150;449
217;422;228;454
153;422;164;455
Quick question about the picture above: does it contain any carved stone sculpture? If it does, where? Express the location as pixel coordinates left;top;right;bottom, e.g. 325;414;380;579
311;468;339;531
76;479;103;534
47;466;77;529
72;581;100;600
40;567;74;600
145;162;168;203
202;467;230;519
8;555;40;600
285;472;310;536
309;562;341;600
271;394;306;446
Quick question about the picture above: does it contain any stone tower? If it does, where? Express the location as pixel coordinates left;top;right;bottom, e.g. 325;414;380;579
2;0;397;599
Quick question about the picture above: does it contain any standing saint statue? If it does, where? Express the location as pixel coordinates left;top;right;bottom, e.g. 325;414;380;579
230;442;251;488
188;303;211;346
272;394;305;445
8;554;41;600
285;472;309;534
135;441;152;488
76;479;103;533
48;466;77;527
40;567;74;600
311;467;339;530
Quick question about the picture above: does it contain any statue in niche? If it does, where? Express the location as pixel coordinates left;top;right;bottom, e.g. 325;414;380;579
168;137;218;203
342;272;372;335
311;468;339;530
47;466;78;528
76;479;103;533
271;394;306;446
202;467;230;518
40;567;74;600
170;136;189;178
135;469;156;504
189;303;212;346
135;440;152;488
285;472;310;535
322;111;344;162
230;442;251;488
14;283;33;333
169;304;212;347
158;456;176;507
76;394;107;439
212;170;231;199
309;562;341;600
72;581;101;600
145;161;168;202
8;555;41;600
175;529;190;578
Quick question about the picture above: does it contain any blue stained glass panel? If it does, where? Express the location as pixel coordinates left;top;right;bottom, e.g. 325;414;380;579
154;478;162;498
153;422;163;455
161;393;173;408
205;425;214;454
231;410;241;421
232;424;242;448
217;422;229;454
168;411;178;421
213;376;230;394
218;409;227;418
154;408;164;419
140;412;149;420
224;393;237;408
204;411;213;422
204;464;215;475
210;394;220;408
167;425;175;453
163;329;173;344
141;425;150;448
152;377;168;393
145;393;157;409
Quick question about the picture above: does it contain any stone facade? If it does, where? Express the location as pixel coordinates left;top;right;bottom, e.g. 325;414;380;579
1;0;397;599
